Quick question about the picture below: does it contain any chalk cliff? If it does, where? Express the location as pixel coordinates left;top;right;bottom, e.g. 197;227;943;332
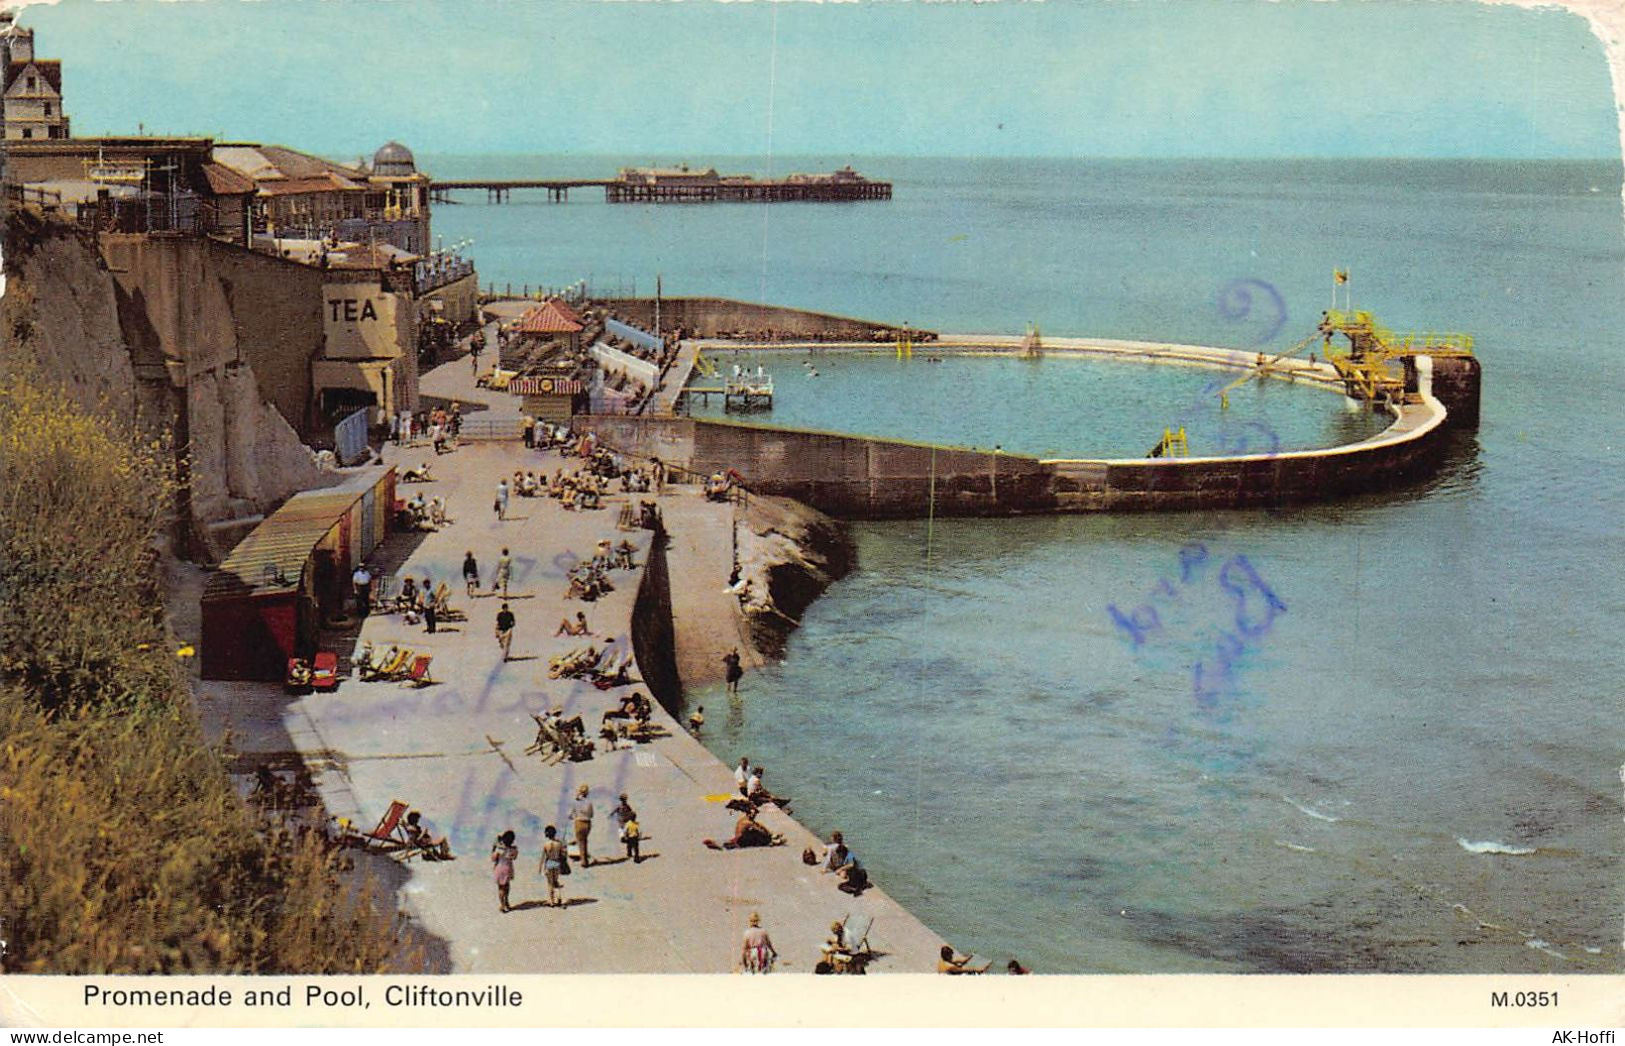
1;210;334;557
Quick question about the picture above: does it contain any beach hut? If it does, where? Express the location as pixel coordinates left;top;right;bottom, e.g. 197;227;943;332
200;467;395;680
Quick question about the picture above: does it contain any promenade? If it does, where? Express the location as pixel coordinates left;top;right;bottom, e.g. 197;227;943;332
196;346;946;975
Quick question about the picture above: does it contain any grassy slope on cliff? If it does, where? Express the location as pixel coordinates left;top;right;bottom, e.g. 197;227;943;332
0;355;417;969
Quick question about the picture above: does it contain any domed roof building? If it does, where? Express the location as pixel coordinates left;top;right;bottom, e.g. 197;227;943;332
371;140;417;178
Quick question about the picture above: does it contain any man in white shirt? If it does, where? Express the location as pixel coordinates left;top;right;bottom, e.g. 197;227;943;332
351;565;372;618
570;784;595;868
734;757;751;795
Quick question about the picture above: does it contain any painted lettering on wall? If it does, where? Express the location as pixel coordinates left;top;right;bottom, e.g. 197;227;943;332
322;284;401;361
327;298;381;323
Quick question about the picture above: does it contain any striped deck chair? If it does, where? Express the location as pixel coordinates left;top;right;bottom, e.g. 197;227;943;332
402;655;434;687
343;800;410;855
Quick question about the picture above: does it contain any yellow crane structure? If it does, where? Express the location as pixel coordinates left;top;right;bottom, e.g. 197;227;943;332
1213;330;1321;409
1316;309;1474;404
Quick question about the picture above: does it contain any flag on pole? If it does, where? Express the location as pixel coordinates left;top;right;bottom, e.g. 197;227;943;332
1334;269;1349;284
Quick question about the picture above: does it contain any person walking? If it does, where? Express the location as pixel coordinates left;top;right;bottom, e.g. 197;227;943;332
522;413;535;449
493;547;513;597
491;830;518;913
423;593;438;634
569;784;595;868
540;825;567;908
622;811;642;864
722;648;743;694
610;792;637;858
494;479;510;521
462;550;480;597
495;602;516;662
741;912;777;974
351;564;372;619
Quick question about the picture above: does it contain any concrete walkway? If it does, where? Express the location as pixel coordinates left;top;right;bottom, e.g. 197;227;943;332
203;353;946;974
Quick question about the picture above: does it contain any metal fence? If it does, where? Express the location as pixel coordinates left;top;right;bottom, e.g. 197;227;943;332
334;408;371;466
454;417;524;441
606;318;663;353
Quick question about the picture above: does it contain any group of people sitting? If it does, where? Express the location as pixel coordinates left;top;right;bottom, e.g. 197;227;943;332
527;708;593;763
400;491;448;531
599;690;656;745
526;419;599;459
619;467;656;494
590;537;638;572
548;642;609;679
565;560;615;602
704;469;744;503
389;576;461;626
733;758;791;811
701;758;794;852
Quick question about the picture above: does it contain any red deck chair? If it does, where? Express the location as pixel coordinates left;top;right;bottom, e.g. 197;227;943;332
343;800;411;854
310;651;339;691
402;654;434;687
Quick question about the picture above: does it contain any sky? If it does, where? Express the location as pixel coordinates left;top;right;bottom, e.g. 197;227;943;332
18;0;1622;160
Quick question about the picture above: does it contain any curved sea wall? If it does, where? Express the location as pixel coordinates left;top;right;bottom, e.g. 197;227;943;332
597;296;923;340
574;345;1478;517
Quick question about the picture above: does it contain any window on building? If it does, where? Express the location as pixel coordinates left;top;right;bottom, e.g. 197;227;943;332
42;103;50;116
21;128;31;139
25;75;35;90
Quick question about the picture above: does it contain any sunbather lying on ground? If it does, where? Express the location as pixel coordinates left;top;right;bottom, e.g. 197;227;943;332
704;814;783;850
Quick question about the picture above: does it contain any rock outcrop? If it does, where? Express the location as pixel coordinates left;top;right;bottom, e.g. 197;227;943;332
733;494;855;660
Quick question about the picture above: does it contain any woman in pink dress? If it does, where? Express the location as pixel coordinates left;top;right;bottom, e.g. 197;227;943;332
490;830;518;914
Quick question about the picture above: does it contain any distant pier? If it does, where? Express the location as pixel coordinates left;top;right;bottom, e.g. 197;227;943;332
431;165;890;205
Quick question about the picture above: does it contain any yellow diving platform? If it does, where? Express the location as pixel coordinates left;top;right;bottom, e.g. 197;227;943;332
1318;309;1474;404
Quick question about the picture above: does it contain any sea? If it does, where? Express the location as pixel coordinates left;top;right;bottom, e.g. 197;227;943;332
427;155;1625;973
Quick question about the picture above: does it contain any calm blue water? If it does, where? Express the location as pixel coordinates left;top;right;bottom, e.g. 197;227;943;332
431;156;1625;973
685;349;1387;459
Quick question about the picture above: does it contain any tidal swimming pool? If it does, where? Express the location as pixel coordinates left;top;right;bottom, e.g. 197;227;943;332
686;350;1388;459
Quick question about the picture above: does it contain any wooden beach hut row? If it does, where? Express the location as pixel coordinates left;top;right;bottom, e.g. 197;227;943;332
200;467;396;681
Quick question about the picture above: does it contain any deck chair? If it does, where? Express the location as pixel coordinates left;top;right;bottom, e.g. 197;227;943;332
342;800;410;855
526;714;565;763
377;647;413;679
431;583;466;622
401;654;434;687
359;645;403;681
310;651;339;691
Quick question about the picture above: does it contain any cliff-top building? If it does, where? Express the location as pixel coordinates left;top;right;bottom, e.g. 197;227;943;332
211;140;433;255
0;12;69;141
